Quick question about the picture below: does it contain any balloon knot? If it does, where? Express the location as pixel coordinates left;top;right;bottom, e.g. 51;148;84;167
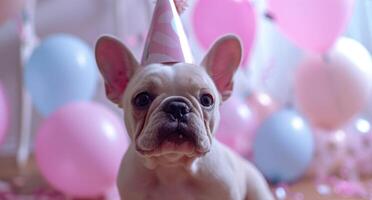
264;12;275;21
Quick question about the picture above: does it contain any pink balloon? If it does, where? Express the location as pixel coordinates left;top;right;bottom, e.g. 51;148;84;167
267;0;354;53
0;82;9;145
294;37;372;130
216;96;258;158
246;91;279;122
35;102;128;198
192;0;256;66
0;0;25;25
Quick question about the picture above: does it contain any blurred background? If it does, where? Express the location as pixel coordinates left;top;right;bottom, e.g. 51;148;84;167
0;0;371;199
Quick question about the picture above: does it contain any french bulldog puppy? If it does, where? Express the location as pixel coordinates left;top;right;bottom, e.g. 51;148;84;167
95;34;274;200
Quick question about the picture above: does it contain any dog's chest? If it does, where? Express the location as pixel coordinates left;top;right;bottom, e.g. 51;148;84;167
123;169;242;200
143;177;238;200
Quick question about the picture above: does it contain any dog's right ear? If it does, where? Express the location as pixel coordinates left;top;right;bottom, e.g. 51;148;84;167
95;36;140;105
201;35;242;102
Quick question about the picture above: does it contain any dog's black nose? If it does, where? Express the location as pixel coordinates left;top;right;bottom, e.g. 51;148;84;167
163;100;190;120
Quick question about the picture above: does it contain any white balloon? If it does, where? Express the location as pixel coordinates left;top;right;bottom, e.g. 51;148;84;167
248;9;303;105
345;0;372;53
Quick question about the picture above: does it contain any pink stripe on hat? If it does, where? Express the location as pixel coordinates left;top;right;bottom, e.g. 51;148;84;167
141;0;193;65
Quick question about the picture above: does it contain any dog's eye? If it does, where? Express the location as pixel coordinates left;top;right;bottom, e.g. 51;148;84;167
133;92;153;108
200;94;214;107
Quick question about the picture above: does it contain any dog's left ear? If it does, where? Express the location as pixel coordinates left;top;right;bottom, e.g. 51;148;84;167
201;35;242;101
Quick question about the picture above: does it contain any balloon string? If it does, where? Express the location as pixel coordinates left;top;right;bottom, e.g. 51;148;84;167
16;0;38;170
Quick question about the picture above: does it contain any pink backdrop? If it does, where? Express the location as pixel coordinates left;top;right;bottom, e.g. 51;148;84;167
0;0;370;156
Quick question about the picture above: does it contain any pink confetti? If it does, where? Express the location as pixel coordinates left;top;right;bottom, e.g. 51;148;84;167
331;179;368;198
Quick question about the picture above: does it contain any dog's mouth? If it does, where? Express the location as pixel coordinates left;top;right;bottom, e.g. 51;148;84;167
135;120;211;159
158;121;197;145
136;122;200;156
135;98;211;159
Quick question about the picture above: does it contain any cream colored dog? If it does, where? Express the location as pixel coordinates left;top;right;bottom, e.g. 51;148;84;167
95;34;274;200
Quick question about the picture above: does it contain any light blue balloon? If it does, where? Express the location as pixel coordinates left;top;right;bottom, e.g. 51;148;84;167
25;34;97;116
253;109;314;183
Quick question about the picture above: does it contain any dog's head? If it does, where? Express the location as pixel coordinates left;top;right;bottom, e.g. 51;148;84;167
95;35;242;165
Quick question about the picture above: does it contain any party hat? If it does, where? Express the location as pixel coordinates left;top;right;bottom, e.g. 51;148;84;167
141;0;194;65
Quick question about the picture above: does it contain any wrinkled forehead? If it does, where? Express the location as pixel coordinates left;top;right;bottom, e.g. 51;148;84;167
130;63;216;95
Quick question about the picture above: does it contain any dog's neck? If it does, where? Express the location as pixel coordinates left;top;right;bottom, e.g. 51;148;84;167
141;152;201;175
153;162;201;186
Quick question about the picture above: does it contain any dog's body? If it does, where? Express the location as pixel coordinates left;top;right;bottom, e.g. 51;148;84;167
118;139;272;200
95;35;274;200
